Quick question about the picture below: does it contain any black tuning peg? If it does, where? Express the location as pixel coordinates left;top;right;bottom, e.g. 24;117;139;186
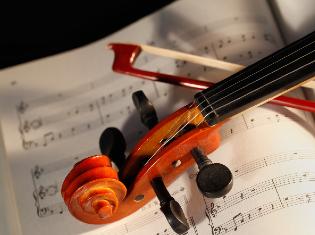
151;177;189;234
99;127;126;170
132;90;158;129
191;148;233;198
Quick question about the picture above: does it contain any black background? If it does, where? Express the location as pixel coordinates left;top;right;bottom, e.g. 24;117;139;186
0;1;175;69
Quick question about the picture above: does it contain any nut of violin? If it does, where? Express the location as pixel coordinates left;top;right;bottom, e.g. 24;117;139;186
61;155;127;224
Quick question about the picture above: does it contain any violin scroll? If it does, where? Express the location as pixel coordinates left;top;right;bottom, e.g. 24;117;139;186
61;91;231;233
61;155;127;223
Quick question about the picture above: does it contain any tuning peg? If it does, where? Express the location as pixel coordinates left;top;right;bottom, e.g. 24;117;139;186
132;90;158;129
151;177;189;234
99;127;126;170
191;148;233;198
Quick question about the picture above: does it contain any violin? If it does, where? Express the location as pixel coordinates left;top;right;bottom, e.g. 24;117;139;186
61;31;315;234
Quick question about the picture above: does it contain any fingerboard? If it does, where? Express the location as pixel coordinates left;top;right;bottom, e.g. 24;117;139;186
194;31;315;126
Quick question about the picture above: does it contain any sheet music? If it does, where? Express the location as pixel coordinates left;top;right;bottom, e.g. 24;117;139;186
0;126;22;235
0;0;315;234
270;0;315;43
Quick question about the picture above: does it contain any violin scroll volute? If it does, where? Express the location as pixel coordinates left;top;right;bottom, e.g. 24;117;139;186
61;155;127;223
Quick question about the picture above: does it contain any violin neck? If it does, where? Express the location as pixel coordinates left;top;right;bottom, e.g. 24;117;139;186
194;31;315;126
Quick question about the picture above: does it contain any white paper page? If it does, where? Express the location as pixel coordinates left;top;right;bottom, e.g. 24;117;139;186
269;0;315;118
0;125;22;235
1;0;314;235
270;0;315;43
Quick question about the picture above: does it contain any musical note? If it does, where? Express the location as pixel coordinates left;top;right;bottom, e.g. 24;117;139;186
89;103;94;111
264;33;273;42
241;34;246;42
175;60;187;68
35;203;65;218
210;202;218;217
212;226;221;235
16;101;29;114
211;191;315;234
247;50;253;59
74;107;79;115
37;207;51;217
43;132;55;147
32;165;44;179
204;46;209;54
232;213;244;231
171;188;185;197
20;121;30;133
206;172;315;216
16;79;145;135
18;75;114;113
22;139;38;150
36;183;58;200
100;96;106;105
121;88;127;97
58;132;63;139
20;119;43;133
22;107;143;149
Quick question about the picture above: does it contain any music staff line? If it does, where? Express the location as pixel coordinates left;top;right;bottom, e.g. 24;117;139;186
194;32;276;64
138;31;277;80
220;111;295;139
210;191;315;235
16;75;115;114
152;217;198;235
97;195;196;235
208;171;315;217
191;150;315;233
31;149;98;217
31;149;97;180
22;101;297;150
32;151;185;219
233;151;315;178
154;15;275;54
187;15;271;41
21;103;139;150
33;200;65;218
189;150;315;180
31;171;64;217
18;80;146;134
34;192;193;235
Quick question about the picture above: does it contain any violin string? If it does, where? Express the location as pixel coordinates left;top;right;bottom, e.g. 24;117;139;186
150;36;314;146
175;47;315;131
198;59;315;125
152;102;196;147
141;35;313;147
196;37;314;105
187;44;315;124
150;55;315;159
149;102;202;159
195;40;314;113
207;49;315;107
148;36;314;159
